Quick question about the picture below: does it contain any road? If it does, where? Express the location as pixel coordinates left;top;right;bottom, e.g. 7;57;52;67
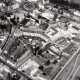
71;65;80;80
66;53;80;80
53;45;80;80
0;56;33;80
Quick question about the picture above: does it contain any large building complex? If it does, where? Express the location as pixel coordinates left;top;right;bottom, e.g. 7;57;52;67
0;0;80;80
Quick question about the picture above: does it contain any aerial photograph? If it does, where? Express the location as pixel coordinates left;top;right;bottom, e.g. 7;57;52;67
0;0;80;80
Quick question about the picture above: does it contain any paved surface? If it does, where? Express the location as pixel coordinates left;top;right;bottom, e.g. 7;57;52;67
54;46;80;80
0;55;33;80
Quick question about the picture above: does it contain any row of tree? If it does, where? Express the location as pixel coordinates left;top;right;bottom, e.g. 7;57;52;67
49;0;80;10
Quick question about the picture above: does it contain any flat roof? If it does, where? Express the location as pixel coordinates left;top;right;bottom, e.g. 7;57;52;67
63;43;75;53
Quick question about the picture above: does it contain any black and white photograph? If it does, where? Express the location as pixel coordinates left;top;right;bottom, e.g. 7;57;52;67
0;0;80;80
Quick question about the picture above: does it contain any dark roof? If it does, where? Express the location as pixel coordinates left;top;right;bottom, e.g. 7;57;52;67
63;43;75;53
39;22;49;30
72;37;80;42
43;67;52;75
